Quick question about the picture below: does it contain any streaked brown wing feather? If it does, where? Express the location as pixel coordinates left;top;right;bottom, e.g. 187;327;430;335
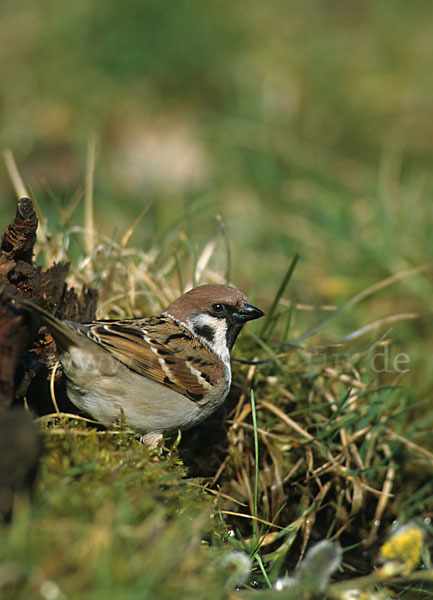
72;316;223;400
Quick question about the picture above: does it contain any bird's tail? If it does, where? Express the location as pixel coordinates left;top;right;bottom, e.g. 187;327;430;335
2;291;78;351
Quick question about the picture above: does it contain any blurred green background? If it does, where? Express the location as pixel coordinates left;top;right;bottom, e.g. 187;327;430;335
1;0;433;401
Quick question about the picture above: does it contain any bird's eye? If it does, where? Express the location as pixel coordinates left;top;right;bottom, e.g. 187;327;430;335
211;303;225;313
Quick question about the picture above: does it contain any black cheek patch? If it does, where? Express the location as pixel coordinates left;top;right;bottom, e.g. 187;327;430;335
193;325;215;344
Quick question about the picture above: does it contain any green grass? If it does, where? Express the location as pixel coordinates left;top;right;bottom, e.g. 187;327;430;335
2;1;433;597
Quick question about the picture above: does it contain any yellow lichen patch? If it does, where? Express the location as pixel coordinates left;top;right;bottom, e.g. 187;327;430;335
377;522;425;577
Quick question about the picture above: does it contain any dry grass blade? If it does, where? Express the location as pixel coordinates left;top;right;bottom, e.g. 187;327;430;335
99;206;151;303
218;510;286;530
366;448;396;545
120;205;151;248
339;312;419;342
84;134;97;255
3;149;29;199
187;482;246;506
49;361;62;416
293;264;431;344
385;429;433;463
259;400;314;441
191;218;231;287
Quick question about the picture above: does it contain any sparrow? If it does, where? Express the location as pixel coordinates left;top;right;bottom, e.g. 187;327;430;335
10;284;264;445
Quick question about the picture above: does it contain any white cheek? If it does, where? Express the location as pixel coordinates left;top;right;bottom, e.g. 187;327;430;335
188;314;230;364
211;321;230;362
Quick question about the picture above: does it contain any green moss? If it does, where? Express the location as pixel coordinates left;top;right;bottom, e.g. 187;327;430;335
0;420;230;599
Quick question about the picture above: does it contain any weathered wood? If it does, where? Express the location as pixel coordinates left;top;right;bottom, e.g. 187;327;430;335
0;197;98;409
0;312;34;407
0;196;37;264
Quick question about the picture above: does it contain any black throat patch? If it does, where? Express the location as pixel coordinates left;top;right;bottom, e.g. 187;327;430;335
225;322;243;351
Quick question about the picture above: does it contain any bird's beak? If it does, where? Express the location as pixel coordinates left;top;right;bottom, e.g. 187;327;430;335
237;301;265;322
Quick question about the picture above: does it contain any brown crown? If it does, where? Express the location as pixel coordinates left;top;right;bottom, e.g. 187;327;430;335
163;284;248;321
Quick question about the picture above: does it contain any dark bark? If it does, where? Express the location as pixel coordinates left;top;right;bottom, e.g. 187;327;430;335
0;197;98;409
0;196;37;264
0;409;42;519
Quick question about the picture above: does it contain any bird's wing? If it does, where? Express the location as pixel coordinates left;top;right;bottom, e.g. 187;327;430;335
73;316;224;402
